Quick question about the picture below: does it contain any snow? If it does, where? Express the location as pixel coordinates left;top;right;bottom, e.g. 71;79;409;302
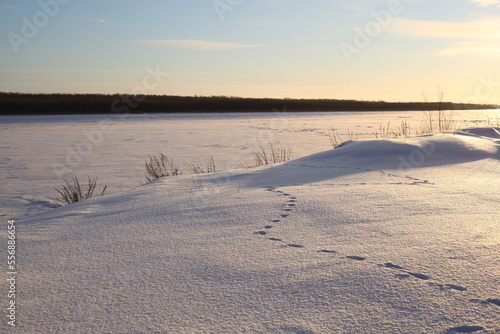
1;111;499;333
1;109;499;219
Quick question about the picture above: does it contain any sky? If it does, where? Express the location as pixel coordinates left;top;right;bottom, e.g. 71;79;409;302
1;0;500;104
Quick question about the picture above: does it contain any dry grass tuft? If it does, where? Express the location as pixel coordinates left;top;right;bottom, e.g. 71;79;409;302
251;141;293;166
53;176;107;207
189;156;216;174
145;153;181;181
329;128;356;148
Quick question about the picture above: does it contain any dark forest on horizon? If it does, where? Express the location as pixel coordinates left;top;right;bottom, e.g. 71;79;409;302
0;92;496;115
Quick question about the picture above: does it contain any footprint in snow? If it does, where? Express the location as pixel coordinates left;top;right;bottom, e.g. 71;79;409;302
257;187;300;248
446;284;467;292
408;272;431;280
487;298;500;307
447;325;485;333
260;189;496;329
382;262;405;269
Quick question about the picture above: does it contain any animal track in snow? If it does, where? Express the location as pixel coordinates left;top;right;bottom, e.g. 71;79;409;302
252;176;498;329
447;325;485;333
446;284;467;292
318;250;337;254
408;272;432;280
382;262;405;269
253;186;301;246
284;164;434;186
487;299;500;307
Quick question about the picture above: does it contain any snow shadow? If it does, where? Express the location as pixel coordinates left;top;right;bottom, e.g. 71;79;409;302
243;130;499;188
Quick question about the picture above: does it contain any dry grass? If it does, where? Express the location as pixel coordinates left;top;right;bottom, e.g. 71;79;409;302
421;110;455;133
487;117;500;127
421;86;456;133
395;120;412;137
375;121;412;139
145;153;181;181
188;156;216;174
251;141;293;166
328;128;356;148
53;176;107;207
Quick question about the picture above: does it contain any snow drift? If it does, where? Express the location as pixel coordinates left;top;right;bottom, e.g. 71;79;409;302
12;129;500;333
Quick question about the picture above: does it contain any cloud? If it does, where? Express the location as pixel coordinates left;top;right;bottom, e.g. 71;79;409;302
1;5;21;13
135;39;263;50
66;17;109;23
469;0;500;6
438;41;500;55
390;17;500;56
390;17;500;40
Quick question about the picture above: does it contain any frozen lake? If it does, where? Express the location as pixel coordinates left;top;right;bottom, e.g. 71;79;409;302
1;109;499;219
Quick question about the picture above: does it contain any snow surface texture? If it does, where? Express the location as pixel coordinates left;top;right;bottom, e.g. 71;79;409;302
1;110;499;219
7;128;499;333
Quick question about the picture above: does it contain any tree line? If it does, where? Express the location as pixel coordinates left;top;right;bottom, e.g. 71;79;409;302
0;92;495;115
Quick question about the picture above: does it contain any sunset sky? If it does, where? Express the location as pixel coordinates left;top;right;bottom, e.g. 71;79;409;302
1;0;500;104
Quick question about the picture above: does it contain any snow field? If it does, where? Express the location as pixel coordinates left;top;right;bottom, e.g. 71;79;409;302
2;123;498;333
